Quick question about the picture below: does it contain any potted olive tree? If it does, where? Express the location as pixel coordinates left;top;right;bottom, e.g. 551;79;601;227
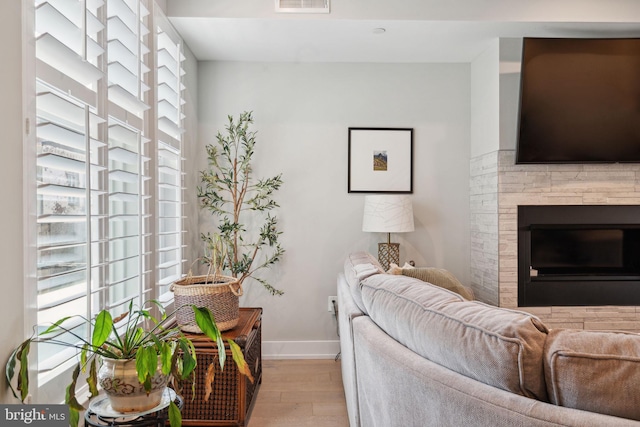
171;233;244;332
5;300;252;427
197;111;284;296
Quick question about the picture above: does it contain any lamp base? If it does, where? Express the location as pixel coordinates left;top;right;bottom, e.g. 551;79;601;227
378;242;399;272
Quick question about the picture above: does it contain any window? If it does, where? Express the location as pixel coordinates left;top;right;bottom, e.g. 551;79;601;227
31;0;185;398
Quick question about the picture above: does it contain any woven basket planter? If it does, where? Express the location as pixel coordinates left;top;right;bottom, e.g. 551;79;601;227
171;274;242;333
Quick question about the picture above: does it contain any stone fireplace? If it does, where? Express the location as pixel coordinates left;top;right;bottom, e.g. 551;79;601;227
470;150;640;331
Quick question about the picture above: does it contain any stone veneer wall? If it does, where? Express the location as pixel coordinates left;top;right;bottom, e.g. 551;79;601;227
470;151;499;305
470;149;640;332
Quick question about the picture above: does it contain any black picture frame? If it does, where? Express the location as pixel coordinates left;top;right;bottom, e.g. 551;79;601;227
348;127;413;193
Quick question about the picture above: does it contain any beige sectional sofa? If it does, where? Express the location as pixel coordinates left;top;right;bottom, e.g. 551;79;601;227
338;252;640;427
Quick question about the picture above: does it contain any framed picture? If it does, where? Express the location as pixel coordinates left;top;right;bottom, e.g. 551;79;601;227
348;127;413;193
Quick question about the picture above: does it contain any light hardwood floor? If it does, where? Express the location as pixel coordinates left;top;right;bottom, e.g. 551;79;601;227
248;359;349;427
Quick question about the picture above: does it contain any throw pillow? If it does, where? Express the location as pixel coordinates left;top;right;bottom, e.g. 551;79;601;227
394;266;474;300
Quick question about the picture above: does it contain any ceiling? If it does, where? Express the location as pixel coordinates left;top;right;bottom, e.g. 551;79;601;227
166;1;640;63
169;19;640;63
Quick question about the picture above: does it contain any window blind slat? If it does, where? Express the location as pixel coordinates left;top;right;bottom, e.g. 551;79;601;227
36;34;103;87
108;85;150;116
38;0;82;28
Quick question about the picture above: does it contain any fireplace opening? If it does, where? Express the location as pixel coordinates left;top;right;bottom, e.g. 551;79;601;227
518;205;640;306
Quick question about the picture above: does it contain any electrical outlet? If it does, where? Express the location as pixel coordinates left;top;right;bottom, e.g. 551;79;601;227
328;296;338;313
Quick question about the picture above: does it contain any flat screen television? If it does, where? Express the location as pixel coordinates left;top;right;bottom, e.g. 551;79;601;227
516;38;640;164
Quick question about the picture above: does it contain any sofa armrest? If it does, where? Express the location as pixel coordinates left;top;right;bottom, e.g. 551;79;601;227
337;273;365;427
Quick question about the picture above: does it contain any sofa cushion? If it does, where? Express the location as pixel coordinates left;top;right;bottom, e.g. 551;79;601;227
362;273;465;309
360;274;549;401
392;266;474;300
544;328;640;421
343;252;384;313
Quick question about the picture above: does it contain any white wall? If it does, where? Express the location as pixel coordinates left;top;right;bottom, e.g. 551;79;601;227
469;37;524;155
470;40;500;158
0;0;26;403
197;61;470;357
499;38;523;151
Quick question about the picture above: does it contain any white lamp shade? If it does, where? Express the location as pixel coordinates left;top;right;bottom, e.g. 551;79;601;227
362;195;414;233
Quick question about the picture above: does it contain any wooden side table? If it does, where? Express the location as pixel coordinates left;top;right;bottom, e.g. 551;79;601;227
178;307;262;427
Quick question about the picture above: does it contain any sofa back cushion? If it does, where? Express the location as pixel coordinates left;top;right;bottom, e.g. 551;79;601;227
544;328;640;421
360;274;549;401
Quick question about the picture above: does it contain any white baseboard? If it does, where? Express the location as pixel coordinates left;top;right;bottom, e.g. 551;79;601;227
262;340;340;360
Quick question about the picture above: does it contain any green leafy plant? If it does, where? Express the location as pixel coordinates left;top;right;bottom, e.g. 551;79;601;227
198;111;285;295
5;301;253;427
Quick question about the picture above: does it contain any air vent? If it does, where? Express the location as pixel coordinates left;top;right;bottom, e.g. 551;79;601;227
275;0;330;13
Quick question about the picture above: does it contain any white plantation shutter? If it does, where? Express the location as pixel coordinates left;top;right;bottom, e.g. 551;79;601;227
155;18;186;296
34;0;106;377
157;144;183;295
31;0;187;396
106;0;152;314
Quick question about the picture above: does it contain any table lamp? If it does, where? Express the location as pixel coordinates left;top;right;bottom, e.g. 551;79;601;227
362;195;414;271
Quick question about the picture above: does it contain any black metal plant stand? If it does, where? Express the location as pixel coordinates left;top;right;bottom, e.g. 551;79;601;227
84;392;183;427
